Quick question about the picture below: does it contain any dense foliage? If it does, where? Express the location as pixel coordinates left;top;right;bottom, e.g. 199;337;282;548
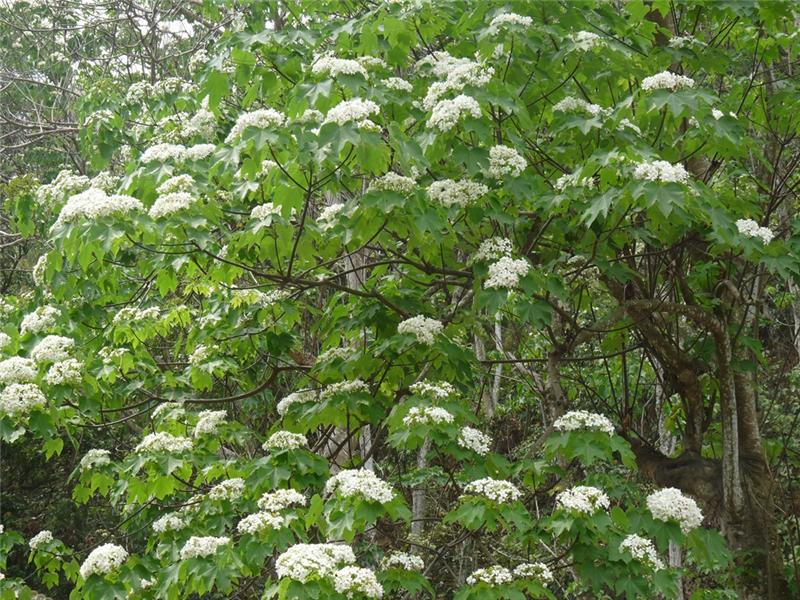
1;1;800;599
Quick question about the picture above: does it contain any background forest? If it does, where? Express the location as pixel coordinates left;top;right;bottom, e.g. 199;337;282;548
0;1;799;599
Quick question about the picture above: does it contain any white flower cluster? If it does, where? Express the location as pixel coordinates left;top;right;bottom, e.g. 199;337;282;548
0;332;10;351
134;432;192;454
632;160;689;184
646;487;703;533
141;143;187;163
276;390;316;416
36;169;90;206
458;427;492;455
54;189;143;227
20;306;60;336
324;98;380;127
736;219;774;244
384;77;413;92
152;402;185;421
185;143;216;160
318;203;347;227
571;30;604;51
44;358;83;385
317;347;353;363
553;96;607;117
485;257;530;289
263;430;307;451
0;383;46;417
152;513;186;533
487;145;527;179
257;489;307;512
231;288;288;308
29;530;53;549
312;55;367;78
31;335;74;363
251;202;283;221
669;35;696;49
429;94;481;132
463;478;522;504
641;70;695;92
79;543;128;579
184;108;217;139
619;118;642;135
208;478;245;501
513;562;553;583
489;12;533;28
149;191;197;218
0;357;36;384
156;174;194;195
409;380;457;399
333;566;384;599
112;306;160;324
381;552;424;571
416;51;474;78
179;536;230;560
79;449;111;471
402;406;455;426
225;108;286;143
321;379;370;399
553;410;615;435
473;237;513;262
325;469;395;504
276;543;356;582
398;315;444;345
556;485;610;515
368;172;417;195
422;61;493;110
237;511;283;535
466;565;513;586
427;179;488;207
619;534;665;569
188;344;213;366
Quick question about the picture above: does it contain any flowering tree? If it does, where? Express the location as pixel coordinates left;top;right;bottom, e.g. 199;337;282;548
1;1;800;599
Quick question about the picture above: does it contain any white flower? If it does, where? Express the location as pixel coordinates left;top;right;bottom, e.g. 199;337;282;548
20;306;60;336
225;108;286;143
258;489;306;512
485;257;529;289
35;169;90;206
398;315;443;345
324;98;380;126
152;513;186;533
646;487;703;533
276;543;356;582
29;530;53;549
641;71;695;92
141;143;186;163
31;336;74;363
403;406;454;426
250;202;283;221
458;427;492;455
156;174;194;195
619;118;642;135
632;160;689;184
556;485;610;515
317;347;353;363
179;536;230;560
428;94;481;131
553;410;615;435
736;218;774;244
712;108;724;120
381;552;424;571
0;357;36;384
184;108;216;138
368;172;417;195
325;469;395;504
152;402;185;421
0;383;46;417
208;477;245;501
139;578;154;589
487;145;527;179
312;55;368;79
490;12;533;28
237;511;283;534
134;432;192;454
384;77;413;92
409;380;457;399
321;379;370;399
555;171;595;192
296;109;324;123
571;30;604;51
52;188;144;228
333;566;384;599
552;96;608;117
149;191;197;218
415;51;474;78
44;359;83;386
463;478;522;504
79;543;128;579
422;62;493;111
263;431;307;451
513;562;553;583
318;203;347;227
188;344;213;367
276;390;316;416
619;534;665;569
669;35;695;49
427;179;488;207
466;565;513;586
184;143;217;160
0;332;11;351
473;238;513;262
79;449;111;471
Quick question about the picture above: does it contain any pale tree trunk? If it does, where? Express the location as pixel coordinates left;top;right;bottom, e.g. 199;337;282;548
410;438;430;536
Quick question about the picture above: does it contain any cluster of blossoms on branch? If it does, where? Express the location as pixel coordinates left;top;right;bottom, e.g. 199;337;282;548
736;218;775;244
646;487;704;533
553;410;615;435
397;315;444;345
462;477;522;504
325;469;395;504
619;534;665;570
